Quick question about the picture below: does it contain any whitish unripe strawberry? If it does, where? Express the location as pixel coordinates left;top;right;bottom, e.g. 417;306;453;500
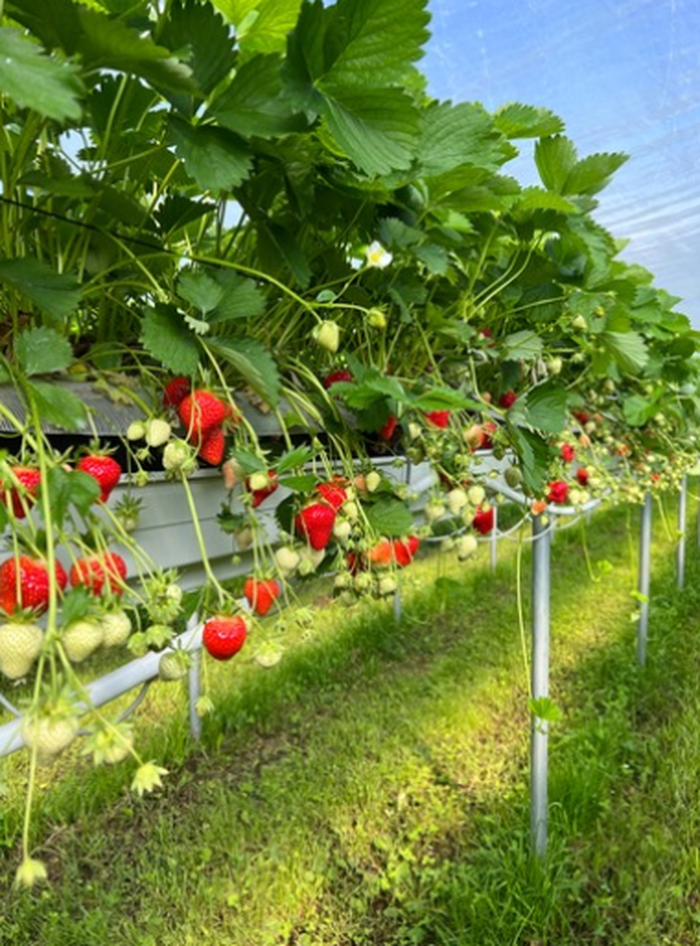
248;470;271;492
101;610;132;648
313;320;340;353
447;488;468;515
162;439;196;474
333;572;352;591
377;576;397;597
467;484;486;506
234;527;254;551
547;357;563;375
0;621;43;680
145;417;172;448
367;307;387;329
22;713;80;766
274;546;301;575
424;499;446;523
343;500;359;522
333;519;352;543
62;619;104;663
455;534;479;560
158;650;190;681
126;420;147;441
365;471;382;493
353;572;373;593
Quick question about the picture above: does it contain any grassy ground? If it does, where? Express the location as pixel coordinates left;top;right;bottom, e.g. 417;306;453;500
1;491;700;945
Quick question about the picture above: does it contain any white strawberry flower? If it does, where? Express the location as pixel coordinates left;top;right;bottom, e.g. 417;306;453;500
365;241;393;269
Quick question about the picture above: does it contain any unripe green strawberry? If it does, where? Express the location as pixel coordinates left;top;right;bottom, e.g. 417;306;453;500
62;619;104;663
101;610;132;648
547;356;563;375
377;575;397;597
367;307;387;329
0;621;43;679
145;417;172;448
572;314;587;331
353;571;373;593
313;320;340;353
504;465;523;488
343;500;359;522
22;712;80;766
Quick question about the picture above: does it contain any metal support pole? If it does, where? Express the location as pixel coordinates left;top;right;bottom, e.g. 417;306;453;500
677;476;687;590
490;504;498;571
531;514;551;859
637;494;652;666
393;588;402;622
188;647;203;741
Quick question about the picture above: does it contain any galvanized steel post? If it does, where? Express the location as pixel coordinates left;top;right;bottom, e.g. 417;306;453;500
530;513;551;859
637;494;652;666
677;476;687;590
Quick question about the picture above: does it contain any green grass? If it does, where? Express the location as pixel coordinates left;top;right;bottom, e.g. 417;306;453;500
2;492;700;945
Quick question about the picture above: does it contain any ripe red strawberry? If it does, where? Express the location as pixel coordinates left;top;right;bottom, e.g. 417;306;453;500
197;426;225;466
323;369;353;389
202;614;247;661
573;410;590;426
163;376;191;408
560;443;575;463
178;389;228;438
472;507;494;535
244;577;281;617
498;391;517;409
424;410;451;428
3;466;41;518
379;414;398;441
69;551;127;596
245;472;278;508
294;502;336;550
547;480;569;505
0;555;67;615
315;480;347;510
576;467;590;486
76;453;122;503
392;535;420;567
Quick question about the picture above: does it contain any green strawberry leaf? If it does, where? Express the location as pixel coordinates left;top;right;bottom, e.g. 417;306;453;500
60;586;92;625
274;492;296;535
168;116;252;191
233;0;304;59
507;425;551;494
15;327;73;376
0;27;84;121
365;497;414;537
206;271;266;324
275;445;315;474
501;330;544;362
27;380;88;432
229;447;267;474
0;258;81;321
514;380;568;434
204;336;281;406
493;103;565;139
534;135;578;193
600;331;648;375
418;100;509;177
211;53;306;138
44;466;99;528
176;269;224;316
159;0;237;95
277;473;318;492
140;305;201;376
563;151;628;196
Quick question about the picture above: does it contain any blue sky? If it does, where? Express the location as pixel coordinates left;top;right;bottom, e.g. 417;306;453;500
421;0;700;328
